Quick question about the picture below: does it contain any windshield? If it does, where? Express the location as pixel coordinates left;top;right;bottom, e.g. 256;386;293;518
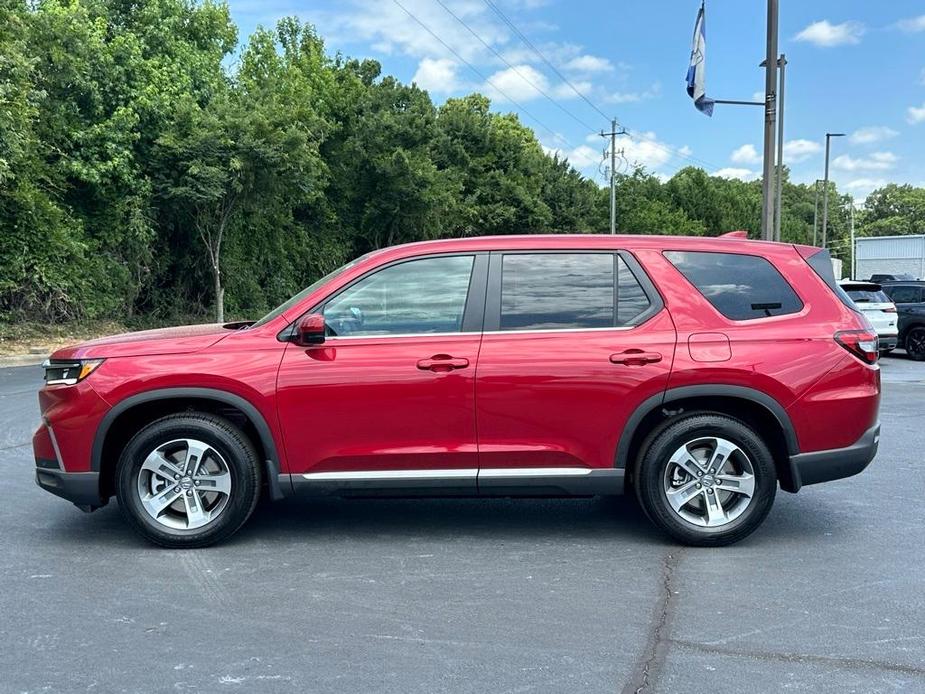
250;253;371;329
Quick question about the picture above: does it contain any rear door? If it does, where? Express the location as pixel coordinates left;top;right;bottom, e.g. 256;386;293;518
474;250;676;486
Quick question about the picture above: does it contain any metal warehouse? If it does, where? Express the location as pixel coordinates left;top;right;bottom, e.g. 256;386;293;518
855;235;925;281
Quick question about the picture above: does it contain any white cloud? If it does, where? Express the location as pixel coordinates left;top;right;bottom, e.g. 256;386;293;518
544;144;601;169
552;80;592;99
752;91;765;102
326;0;508;63
730;144;761;165
714;168;757;181
850;126;899;145
606;83;661;104
620;131;687;172
897;15;925;33
832;151;898;172
411;58;460;93
563;55;614;73
783;139;822;162
794;20;865;47
907;103;925;124
844;178;890;202
483;64;550;102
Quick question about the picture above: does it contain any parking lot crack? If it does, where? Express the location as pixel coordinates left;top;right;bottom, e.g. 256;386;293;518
666;638;925;678
621;549;682;694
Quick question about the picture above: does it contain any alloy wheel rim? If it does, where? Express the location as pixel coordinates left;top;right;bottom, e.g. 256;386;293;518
909;330;925;356
662;436;756;528
136;438;232;531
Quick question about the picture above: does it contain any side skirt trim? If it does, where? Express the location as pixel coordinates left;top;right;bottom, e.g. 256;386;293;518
285;467;625;497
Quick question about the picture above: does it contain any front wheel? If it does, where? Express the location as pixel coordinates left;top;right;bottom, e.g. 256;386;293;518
116;413;261;548
635;414;777;546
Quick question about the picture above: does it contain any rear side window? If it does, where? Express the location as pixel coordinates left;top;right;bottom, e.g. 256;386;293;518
884;285;923;304
499;253;651;331
664;251;803;320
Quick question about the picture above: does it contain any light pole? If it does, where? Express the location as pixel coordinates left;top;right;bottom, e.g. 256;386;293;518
812;179;822;246
821;132;845;248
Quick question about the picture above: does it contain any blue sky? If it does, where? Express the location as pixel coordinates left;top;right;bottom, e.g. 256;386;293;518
226;0;925;202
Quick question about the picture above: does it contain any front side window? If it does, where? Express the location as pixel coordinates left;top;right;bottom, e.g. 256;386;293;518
499;253;652;331
665;251;803;320
322;255;474;336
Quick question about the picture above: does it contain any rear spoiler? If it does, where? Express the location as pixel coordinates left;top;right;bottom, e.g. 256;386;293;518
720;230;749;239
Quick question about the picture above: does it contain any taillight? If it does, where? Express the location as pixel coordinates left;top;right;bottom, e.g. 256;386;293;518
834;330;879;364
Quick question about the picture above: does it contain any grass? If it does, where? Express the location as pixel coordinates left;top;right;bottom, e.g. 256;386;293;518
0;315;213;357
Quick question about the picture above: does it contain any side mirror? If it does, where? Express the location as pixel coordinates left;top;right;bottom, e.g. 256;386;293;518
294;313;326;345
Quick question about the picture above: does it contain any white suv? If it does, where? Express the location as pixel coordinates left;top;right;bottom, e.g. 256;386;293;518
841;280;899;353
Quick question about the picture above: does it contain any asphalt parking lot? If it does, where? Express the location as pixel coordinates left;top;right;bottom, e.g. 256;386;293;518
1;357;924;694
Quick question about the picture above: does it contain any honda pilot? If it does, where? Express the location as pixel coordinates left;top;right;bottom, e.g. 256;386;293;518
33;234;881;547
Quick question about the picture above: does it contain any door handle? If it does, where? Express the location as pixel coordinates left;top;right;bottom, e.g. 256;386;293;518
417;354;470;372
610;350;662;366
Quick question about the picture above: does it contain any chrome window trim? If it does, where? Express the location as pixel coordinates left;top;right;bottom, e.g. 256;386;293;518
320;325;636;342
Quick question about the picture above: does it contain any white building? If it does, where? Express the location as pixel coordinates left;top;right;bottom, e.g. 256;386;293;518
854;234;925;281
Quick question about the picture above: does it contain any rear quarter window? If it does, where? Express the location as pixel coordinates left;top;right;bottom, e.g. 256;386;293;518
664;250;803;321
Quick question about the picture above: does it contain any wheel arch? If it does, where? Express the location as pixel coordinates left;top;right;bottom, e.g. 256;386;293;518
617;385;801;493
93;388;287;501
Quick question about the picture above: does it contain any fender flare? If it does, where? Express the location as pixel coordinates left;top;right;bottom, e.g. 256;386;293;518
91;387;287;500
615;384;799;468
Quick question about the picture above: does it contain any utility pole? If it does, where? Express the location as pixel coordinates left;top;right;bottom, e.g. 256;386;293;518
774;54;787;242
760;0;779;241
812;179;821;246
821;132;845;248
600;118;626;234
849;200;856;280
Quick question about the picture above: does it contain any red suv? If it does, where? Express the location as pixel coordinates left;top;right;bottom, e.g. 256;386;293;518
33;235;880;547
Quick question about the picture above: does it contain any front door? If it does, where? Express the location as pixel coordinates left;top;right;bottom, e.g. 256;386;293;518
475;251;676;488
276;253;487;492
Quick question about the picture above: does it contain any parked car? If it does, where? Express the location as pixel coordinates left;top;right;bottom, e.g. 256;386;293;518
34;235;881;548
869;273;918;282
879;280;925;360
840;280;898;353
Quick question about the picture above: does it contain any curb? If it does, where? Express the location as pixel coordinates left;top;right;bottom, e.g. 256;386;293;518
0;354;48;368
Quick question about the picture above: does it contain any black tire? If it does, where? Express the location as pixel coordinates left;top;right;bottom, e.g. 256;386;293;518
905;327;925;361
116;412;261;548
635;413;777;547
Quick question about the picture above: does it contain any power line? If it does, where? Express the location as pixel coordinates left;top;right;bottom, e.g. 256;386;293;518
481;0;611;122
432;0;600;135
391;0;577;149
480;0;725;173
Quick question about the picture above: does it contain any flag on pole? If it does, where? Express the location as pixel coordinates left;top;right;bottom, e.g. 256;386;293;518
686;1;714;116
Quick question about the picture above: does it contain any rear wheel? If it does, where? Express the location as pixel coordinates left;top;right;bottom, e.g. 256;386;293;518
905;327;925;361
635;414;777;546
116;413;261;548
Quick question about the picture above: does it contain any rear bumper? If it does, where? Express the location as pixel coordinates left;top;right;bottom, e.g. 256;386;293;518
787;422;879;492
34;468;105;511
878;336;898;350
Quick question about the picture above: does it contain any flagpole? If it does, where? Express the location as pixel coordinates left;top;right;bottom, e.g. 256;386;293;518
760;0;779;241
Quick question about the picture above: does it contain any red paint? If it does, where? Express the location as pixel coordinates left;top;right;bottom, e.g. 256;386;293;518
33;234;879;492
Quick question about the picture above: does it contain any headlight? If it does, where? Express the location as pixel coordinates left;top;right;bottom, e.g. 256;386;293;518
42;358;105;385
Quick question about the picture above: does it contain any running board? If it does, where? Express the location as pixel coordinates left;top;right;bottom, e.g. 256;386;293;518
284;467;625;498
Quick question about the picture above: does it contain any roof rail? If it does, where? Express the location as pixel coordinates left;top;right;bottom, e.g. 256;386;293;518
720;230;749;239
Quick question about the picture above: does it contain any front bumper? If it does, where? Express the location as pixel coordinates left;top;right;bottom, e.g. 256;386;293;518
35;468;105;511
787;422;880;492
